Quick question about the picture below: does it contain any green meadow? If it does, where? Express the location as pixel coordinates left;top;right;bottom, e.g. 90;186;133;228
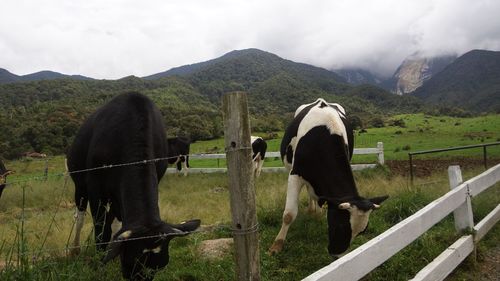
0;113;499;280
188;113;500;168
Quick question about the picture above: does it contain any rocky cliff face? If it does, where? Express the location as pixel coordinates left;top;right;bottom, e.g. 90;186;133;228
334;68;382;86
392;55;456;95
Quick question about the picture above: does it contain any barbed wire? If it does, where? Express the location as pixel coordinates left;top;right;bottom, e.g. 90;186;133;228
2;153;192;188
2;146;262;188
2;148;448;262
0;225;222;260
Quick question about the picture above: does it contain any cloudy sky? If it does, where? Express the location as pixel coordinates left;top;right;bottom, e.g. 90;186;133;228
1;0;499;79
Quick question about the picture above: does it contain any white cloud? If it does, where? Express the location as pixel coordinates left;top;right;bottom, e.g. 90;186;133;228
1;0;499;79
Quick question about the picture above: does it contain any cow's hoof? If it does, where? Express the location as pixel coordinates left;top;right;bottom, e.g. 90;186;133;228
268;240;284;255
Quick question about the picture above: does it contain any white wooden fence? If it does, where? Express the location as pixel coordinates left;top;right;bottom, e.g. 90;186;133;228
303;163;500;281
167;142;384;174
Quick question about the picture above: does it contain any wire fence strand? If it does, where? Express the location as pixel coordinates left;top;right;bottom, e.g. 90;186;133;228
0;151;228;264
3;154;190;188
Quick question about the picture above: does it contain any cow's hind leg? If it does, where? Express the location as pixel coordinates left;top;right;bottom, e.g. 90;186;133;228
306;186;321;215
71;185;88;256
269;174;302;254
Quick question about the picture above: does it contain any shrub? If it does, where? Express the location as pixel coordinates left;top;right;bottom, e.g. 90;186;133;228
402;145;411;151
391;119;406;128
347;115;363;130
369;117;385;128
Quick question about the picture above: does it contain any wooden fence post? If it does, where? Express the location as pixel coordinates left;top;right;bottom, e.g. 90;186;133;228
377;142;384;165
44;159;49;181
222;92;261;281
448;166;474;232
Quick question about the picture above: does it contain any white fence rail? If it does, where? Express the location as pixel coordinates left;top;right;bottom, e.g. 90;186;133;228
167;142;384;174
303;163;500;281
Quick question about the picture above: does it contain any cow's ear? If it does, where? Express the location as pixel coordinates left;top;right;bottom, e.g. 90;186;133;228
338;202;352;210
102;228;132;263
369;195;389;209
170;219;201;233
159;223;187;239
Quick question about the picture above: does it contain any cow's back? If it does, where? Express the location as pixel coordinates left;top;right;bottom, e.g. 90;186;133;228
67;92;168;191
281;99;356;198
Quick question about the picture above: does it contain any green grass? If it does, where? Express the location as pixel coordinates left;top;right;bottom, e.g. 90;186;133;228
1;163;498;280
185;113;500;168
4;114;499;174
354;113;500;162
1;113;499;280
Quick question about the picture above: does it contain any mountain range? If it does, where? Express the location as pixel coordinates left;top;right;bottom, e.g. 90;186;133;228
414;50;500;113
334;50;499;112
333;54;457;95
1;48;499;113
0;48;498;158
0;68;93;83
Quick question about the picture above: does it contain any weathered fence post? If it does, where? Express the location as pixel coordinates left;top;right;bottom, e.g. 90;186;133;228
483;146;487;169
409;153;414;185
377;142;384;165
222;92;261;281
448;166;474;232
44;159;49;181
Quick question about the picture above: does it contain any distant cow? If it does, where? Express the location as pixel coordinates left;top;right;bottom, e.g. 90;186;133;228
166;137;190;176
269;98;388;258
0;159;13;199
251;136;267;178
67;92;200;280
24;152;47;158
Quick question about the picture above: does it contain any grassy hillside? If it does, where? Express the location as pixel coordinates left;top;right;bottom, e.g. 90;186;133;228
0;49;427;160
414;50;500;113
185;113;500;170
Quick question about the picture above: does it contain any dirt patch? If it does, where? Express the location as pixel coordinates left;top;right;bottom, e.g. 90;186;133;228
197;238;233;260
446;245;500;281
476;246;500;281
386;157;500;177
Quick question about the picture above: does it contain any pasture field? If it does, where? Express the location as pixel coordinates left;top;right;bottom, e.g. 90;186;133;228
188;113;500;168
0;162;498;280
0;113;499;280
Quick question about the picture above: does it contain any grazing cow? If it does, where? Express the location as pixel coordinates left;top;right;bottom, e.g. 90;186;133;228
166;137;191;176
251;136;267;178
269;98;388;258
24;152;47;158
67;92;200;280
0;159;14;199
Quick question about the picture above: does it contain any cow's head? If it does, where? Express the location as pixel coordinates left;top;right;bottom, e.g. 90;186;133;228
318;196;388;258
0;170;14;198
103;219;200;281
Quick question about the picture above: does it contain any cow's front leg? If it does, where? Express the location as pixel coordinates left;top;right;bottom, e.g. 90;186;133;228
90;200;112;251
269;174;302;254
182;158;189;177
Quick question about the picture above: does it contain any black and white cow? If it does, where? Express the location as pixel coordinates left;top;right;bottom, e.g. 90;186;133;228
166;137;190;176
67;92;200;280
0;159;13;199
251;136;267;178
269;98;388;258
